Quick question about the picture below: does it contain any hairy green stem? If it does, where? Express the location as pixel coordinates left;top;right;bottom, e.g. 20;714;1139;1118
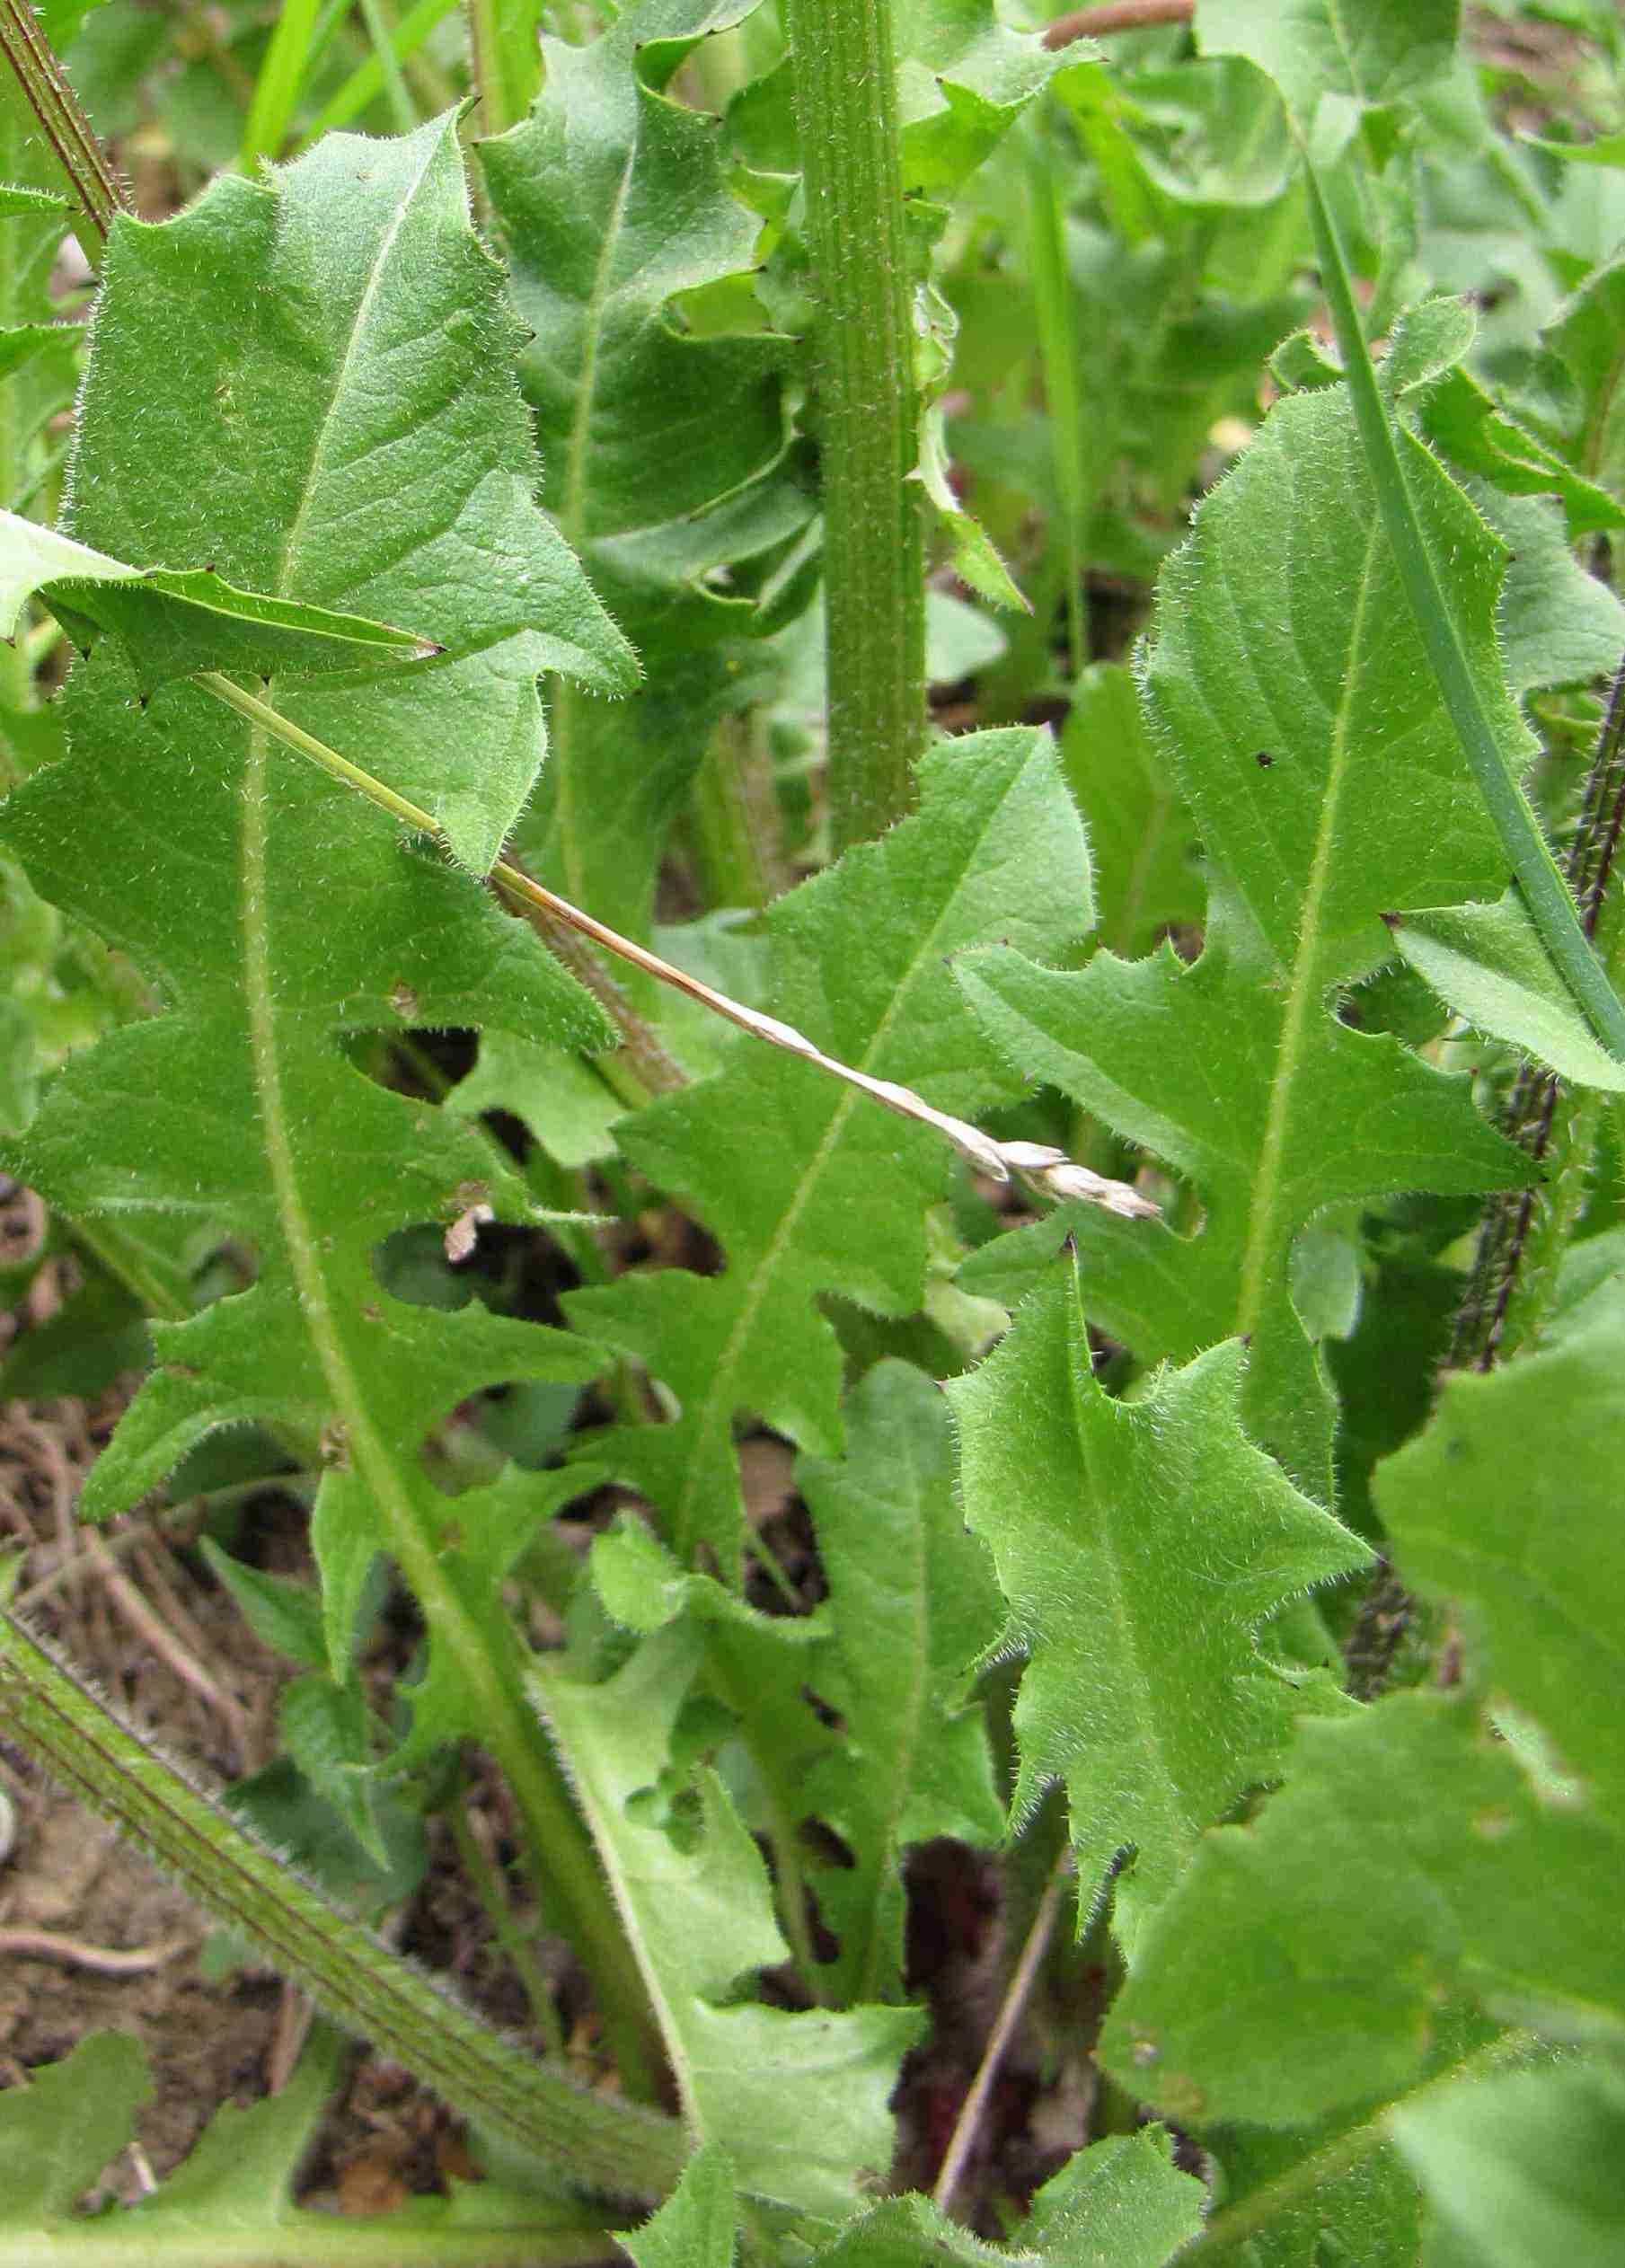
0;0;120;248
0;1606;685;2201
781;0;926;851
1303;157;1625;1063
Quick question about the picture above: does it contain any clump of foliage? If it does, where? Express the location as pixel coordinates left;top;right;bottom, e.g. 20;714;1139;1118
0;0;1621;2262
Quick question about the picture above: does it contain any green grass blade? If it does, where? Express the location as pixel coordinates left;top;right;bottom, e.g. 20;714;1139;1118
238;0;322;173
1303;154;1625;1063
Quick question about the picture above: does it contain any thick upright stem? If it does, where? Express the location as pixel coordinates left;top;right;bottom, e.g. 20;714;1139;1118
782;0;926;852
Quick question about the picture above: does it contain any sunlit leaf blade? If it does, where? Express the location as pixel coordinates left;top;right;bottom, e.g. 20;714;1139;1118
481;0;805;944
1197;0;1461;128
958;351;1532;1495
0;509;439;686
124;2022;342;2221
532;1624;920;2216
618;2145;738;2268
949;1278;1368;1921
72;115;635;873
737;0;1064;202
797;1359;1006;2004
0;121;626;1902
1391;2055;1625;2268
1100;1692;1625;2128
1374;1258;1625;1814
567;728;1091;1583
893;0;1064;198
481;0;784;600
1391;892;1625;1093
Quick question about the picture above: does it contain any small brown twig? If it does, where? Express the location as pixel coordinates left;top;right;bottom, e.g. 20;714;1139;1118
496;859;687;1100
932;1853;1074;2217
0;1924;190;1972
1044;0;1194;50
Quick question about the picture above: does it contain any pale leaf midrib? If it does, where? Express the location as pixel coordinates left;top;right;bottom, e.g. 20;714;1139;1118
673;775;1036;1564
1234;514;1383;1342
237;142;523;1742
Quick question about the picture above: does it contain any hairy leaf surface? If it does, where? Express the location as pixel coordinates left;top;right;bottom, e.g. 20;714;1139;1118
0;509;437;686
568;727;1091;1582
0;123;620;1803
1100;1692;1622;2127
949;1279;1367;1920
958;364;1530;1495
619;2146;739;2268
482;0;805;946
805;2135;1203;2268
66;115;635;873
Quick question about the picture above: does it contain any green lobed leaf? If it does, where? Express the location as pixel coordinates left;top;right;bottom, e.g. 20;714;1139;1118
893;0;1064;197
802;2134;1203;2268
0;2032;149;2224
481;0;806;949
1101;1690;1625;2129
1374;1258;1625;1814
0;124;639;1980
1391;2054;1625;2268
958;338;1532;1496
949;1275;1369;1925
797;1359;1006;2004
567;726;1091;1584
1417;366;1625;540
0;508;440;689
532;1623;920;2217
67;114;636;875
1390;892;1625;1094
1197;0;1462;131
1024;2130;1208;2266
618;2145;738;2268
